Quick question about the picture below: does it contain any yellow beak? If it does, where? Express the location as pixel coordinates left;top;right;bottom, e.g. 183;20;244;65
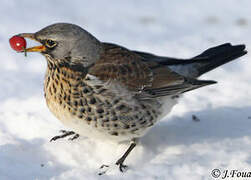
25;45;46;52
18;33;46;52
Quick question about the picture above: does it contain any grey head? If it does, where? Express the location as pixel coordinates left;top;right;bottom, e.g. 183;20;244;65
20;23;104;68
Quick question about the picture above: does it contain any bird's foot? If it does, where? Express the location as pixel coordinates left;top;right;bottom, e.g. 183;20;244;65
98;164;110;175
98;163;128;175
50;130;79;142
98;140;136;175
116;162;128;172
116;158;128;172
68;134;80;141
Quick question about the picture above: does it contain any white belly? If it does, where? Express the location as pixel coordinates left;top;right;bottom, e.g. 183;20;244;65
156;96;179;122
49;96;178;143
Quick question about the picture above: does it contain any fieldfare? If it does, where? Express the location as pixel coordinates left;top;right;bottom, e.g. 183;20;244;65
16;23;247;174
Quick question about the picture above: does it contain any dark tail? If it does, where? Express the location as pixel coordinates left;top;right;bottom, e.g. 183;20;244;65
167;43;247;78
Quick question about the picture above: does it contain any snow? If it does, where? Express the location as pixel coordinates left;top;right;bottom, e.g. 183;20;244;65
0;0;250;179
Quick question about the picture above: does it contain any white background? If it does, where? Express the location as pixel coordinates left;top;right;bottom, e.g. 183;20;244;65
0;0;250;179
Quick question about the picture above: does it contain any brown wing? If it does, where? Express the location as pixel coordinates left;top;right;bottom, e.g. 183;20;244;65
89;43;153;92
89;43;216;98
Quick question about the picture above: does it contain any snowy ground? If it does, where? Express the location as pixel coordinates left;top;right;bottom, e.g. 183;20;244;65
0;0;251;179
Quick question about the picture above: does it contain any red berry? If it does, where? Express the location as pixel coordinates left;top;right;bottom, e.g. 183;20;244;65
9;36;27;52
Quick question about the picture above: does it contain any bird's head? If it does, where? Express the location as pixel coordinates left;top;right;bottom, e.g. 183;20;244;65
19;23;103;68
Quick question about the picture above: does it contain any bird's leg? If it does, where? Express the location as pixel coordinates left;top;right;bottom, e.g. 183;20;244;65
50;130;79;142
115;141;137;172
99;139;137;175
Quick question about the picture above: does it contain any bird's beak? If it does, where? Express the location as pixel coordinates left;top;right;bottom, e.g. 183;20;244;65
18;33;46;52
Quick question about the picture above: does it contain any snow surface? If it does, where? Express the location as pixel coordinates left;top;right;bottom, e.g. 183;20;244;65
0;0;251;179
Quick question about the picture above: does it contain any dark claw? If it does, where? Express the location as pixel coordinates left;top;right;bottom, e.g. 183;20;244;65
98;141;136;175
118;164;128;172
68;134;80;141
99;164;109;169
98;165;109;176
98;171;106;176
98;172;104;176
50;136;60;142
50;130;77;142
115;158;128;172
98;163;128;175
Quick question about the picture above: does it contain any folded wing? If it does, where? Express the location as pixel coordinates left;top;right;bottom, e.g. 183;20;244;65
89;43;216;99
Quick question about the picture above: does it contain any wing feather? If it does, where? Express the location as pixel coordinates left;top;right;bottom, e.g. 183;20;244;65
88;43;216;99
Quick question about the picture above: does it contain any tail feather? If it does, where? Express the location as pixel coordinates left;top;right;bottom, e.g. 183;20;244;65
168;43;247;78
140;78;217;99
133;43;247;98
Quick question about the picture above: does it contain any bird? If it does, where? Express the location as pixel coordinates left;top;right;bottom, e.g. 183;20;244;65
17;23;247;175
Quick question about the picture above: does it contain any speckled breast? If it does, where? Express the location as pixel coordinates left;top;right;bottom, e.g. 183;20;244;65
44;63;161;141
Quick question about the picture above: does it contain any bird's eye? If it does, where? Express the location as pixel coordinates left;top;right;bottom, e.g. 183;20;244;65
45;39;57;48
